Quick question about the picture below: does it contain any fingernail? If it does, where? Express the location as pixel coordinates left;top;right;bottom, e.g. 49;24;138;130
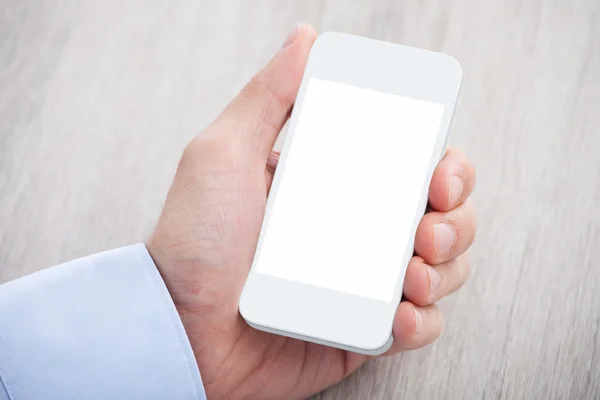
427;265;441;293
434;223;456;258
266;151;279;173
282;24;302;48
414;309;423;334
448;175;464;206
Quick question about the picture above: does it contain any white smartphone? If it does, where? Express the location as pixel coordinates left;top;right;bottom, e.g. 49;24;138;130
239;32;463;355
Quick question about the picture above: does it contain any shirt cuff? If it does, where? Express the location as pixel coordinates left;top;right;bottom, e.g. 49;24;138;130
0;244;206;400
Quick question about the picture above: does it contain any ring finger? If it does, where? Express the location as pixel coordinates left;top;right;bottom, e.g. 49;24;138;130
403;253;471;306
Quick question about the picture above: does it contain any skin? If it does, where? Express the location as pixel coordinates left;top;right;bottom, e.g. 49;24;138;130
147;24;477;400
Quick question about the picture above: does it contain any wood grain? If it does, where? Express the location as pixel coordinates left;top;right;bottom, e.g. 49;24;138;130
1;1;599;398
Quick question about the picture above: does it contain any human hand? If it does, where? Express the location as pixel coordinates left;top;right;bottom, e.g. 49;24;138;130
146;24;477;400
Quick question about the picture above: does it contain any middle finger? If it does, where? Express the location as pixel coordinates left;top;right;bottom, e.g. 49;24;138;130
403;253;471;306
414;199;477;265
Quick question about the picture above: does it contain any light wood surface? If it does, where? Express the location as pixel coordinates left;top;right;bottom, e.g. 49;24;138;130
1;1;599;399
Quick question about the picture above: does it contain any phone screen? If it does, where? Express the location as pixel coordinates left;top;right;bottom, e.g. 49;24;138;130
255;78;445;303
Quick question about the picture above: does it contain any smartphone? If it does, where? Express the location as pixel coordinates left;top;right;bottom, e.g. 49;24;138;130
239;32;463;355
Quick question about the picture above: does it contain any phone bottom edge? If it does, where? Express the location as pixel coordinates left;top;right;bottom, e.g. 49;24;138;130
244;319;394;356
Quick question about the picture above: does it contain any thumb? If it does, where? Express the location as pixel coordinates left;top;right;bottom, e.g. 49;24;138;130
217;24;317;162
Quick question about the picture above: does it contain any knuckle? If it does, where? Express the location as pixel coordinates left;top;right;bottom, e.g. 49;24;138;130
176;135;246;180
182;134;244;166
247;70;267;90
246;70;293;111
177;141;199;173
245;71;280;108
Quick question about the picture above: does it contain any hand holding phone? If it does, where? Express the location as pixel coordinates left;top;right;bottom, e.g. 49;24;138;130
148;25;476;399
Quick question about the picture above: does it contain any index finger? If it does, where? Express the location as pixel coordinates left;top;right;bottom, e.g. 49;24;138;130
428;147;476;212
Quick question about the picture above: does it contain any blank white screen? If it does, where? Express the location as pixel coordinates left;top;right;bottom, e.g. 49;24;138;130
255;78;445;302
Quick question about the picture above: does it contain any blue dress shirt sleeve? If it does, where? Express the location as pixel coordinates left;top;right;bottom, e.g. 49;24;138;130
0;244;206;400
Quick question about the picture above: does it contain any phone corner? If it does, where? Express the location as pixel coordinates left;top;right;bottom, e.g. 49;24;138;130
357;333;394;356
350;321;395;355
442;52;464;84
